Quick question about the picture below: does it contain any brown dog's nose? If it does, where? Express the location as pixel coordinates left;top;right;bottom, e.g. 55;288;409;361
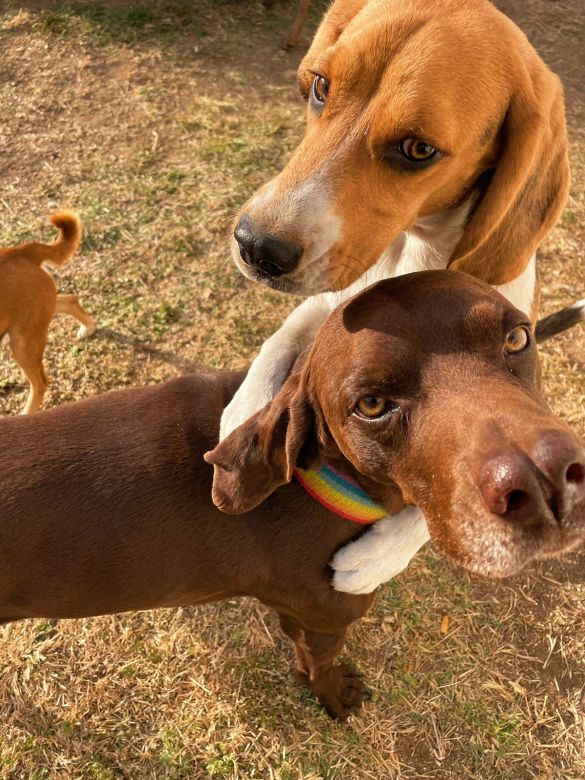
234;215;302;278
532;431;585;517
479;438;585;524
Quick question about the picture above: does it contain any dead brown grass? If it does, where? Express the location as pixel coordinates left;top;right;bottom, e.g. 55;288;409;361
0;1;583;778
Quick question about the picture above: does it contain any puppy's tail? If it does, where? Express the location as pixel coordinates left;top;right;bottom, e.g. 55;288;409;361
535;299;585;343
5;211;83;267
41;211;82;266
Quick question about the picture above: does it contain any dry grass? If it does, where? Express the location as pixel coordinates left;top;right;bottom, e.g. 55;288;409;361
0;1;584;778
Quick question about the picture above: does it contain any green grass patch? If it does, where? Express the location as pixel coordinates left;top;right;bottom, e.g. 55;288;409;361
34;1;209;44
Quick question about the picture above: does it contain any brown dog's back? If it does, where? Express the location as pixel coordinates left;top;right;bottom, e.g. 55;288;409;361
0;371;366;623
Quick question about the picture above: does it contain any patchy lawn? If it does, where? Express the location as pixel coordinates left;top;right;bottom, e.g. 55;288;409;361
0;1;584;778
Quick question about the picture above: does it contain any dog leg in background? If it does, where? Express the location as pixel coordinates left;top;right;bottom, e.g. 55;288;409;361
282;0;311;50
331;507;430;595
9;328;50;415
277;613;372;719
55;294;97;340
220;294;333;440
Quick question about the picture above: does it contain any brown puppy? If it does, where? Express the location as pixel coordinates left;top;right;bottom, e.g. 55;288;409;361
1;272;583;719
0;211;96;414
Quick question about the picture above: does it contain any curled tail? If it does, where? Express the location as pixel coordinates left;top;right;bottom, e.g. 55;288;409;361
42;211;82;266
535;299;585;343
1;210;82;267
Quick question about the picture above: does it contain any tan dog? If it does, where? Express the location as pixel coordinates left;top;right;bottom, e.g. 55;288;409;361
0;212;96;414
232;0;568;298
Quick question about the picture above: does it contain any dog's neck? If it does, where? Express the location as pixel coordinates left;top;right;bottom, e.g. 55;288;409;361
294;464;388;524
295;444;406;523
388;198;472;279
333;199;472;305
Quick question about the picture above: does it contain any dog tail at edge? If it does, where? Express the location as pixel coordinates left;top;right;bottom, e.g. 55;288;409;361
41;211;82;267
535;299;585;343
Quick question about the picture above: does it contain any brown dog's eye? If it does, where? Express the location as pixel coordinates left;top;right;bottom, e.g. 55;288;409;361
504;326;530;354
311;75;329;105
356;396;388;418
400;138;436;162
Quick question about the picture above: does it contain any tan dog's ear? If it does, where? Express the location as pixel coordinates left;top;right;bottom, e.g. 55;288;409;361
204;374;321;514
449;69;569;286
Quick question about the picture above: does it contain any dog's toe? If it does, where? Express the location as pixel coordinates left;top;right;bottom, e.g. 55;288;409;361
77;321;97;340
331;567;380;595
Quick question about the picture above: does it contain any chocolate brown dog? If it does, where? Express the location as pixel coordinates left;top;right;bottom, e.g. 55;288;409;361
1;271;583;718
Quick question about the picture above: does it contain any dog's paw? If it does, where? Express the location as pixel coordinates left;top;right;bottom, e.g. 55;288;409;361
77;321;97;340
331;508;430;594
282;35;298;51
332;561;393;595
305;663;372;719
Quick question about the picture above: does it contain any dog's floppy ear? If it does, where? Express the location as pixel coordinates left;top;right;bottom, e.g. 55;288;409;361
449;68;569;287
204;373;320;514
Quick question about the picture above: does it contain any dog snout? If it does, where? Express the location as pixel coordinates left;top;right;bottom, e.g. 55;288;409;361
234;215;302;278
478;436;585;525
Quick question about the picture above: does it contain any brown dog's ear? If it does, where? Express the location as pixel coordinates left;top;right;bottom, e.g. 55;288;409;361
449;68;569;286
204;374;320;514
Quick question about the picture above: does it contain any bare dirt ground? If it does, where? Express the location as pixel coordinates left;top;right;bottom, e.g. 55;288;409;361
0;1;583;778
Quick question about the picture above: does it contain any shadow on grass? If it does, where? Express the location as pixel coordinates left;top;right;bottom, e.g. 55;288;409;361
36;0;210;44
14;0;307;46
3;0;329;52
97;326;200;373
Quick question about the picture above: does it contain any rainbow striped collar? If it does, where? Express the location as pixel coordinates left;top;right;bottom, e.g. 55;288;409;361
294;463;387;525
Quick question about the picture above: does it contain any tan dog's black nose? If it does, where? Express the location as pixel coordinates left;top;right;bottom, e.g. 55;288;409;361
479;437;585;524
234;215;302;278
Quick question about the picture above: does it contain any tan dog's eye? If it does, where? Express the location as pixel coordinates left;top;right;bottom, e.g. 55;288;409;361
355;396;389;419
400;138;437;162
504;326;530;354
311;75;329;105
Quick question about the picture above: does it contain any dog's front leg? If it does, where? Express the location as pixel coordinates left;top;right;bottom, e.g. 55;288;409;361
220;294;334;440
278;613;372;719
331;506;431;594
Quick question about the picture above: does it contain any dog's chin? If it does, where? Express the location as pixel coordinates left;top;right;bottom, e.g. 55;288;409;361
231;259;330;295
446;529;585;579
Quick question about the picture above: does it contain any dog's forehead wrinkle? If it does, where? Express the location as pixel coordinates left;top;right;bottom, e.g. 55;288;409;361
320;1;518;145
331;15;430;88
463;296;506;331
